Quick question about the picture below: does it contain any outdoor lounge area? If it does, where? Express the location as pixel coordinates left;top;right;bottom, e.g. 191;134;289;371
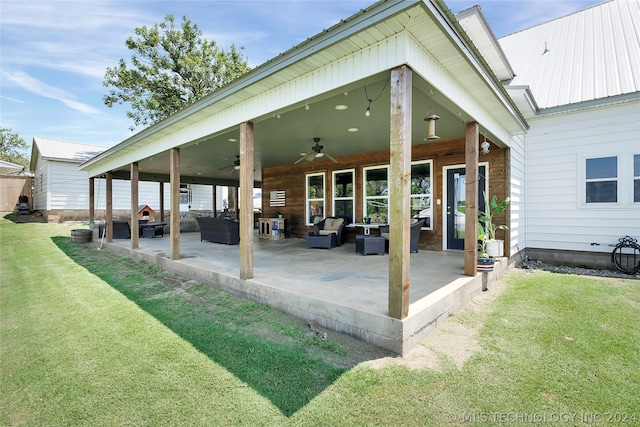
105;231;510;354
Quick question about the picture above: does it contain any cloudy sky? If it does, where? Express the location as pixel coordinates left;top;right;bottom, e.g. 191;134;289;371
1;0;602;148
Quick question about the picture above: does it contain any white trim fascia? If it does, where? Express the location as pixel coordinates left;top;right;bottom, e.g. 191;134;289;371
537;92;640;116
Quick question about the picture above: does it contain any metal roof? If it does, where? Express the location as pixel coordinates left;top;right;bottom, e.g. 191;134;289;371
32;137;106;164
0;159;24;175
499;0;640;110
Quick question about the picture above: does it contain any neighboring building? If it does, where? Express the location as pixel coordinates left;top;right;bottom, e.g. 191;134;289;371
30;137;226;222
0;159;32;212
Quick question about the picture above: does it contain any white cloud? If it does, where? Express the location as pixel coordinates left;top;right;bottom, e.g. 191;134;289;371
2;70;101;115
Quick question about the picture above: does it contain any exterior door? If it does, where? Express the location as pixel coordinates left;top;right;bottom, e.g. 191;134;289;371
446;166;486;250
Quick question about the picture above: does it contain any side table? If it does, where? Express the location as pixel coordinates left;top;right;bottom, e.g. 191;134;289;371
355;235;385;255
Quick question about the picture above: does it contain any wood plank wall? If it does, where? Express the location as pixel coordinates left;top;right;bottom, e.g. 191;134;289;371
261;138;507;251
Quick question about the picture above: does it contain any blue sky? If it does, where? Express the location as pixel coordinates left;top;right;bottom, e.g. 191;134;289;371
1;0;602;149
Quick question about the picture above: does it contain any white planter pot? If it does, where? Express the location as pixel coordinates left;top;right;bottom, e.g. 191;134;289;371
486;239;504;257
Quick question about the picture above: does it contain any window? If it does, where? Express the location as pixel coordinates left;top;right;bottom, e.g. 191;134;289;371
306;173;325;224
586;156;617;203
411;160;433;229
634;154;640;203
332;169;354;223
363;166;388;223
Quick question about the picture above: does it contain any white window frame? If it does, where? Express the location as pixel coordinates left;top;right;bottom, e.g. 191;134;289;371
362;165;389;224
306;172;325;225
332;168;355;223
633;154;640;204
579;152;640;207
410;159;434;230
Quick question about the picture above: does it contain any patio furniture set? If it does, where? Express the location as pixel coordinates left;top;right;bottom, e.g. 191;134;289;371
305;216;425;256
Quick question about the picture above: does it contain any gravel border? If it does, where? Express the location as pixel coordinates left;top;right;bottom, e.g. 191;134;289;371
518;257;640;280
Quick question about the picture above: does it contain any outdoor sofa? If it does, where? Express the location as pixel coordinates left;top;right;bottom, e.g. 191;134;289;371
196;216;240;245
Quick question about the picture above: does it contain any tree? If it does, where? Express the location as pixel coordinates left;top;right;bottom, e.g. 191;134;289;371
103;15;251;130
0;128;30;169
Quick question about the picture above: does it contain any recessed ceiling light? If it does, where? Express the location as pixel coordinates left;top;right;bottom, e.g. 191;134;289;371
228;138;237;142
335;104;348;110
348;127;359;132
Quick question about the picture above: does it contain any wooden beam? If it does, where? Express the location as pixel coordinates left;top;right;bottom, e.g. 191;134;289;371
212;185;217;214
464;122;479;276
239;121;254;280
131;162;139;249
89;177;95;223
159;182;165;222
106;172;113;243
170;148;180;260
388;65;412;320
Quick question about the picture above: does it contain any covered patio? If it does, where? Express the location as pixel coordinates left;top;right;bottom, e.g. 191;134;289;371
81;0;525;354
105;232;509;354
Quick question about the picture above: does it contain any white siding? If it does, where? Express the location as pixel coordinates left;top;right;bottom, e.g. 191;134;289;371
49;162;91;210
525;100;640;252
509;133;527;255
33;153;48;211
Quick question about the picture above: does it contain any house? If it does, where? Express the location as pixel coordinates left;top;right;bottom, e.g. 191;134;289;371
30;137;228;222
496;0;640;269
79;0;639;353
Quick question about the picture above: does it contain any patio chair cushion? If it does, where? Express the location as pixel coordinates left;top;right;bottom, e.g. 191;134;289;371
319;217;343;233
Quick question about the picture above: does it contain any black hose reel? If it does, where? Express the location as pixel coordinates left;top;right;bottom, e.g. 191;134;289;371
611;236;640;275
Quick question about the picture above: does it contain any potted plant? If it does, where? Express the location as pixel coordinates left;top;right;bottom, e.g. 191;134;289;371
478;191;510;258
476;221;494;271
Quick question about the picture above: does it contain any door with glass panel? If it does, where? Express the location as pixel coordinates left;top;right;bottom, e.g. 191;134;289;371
446;166;486;250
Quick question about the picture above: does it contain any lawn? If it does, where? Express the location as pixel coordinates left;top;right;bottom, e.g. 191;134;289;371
1;215;639;426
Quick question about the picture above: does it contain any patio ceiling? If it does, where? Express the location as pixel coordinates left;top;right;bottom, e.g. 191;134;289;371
106;72;469;185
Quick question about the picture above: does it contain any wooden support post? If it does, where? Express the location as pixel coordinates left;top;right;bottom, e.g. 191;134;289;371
89;177;95;223
106;172;113;243
464;121;479;276
388;65;412;320
239;121;254;280
131;162;139;249
170;148;180;260
212;185;217;214
159;182;165;222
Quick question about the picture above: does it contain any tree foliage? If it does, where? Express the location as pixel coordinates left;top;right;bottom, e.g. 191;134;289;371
0;128;30;169
103;15;251;130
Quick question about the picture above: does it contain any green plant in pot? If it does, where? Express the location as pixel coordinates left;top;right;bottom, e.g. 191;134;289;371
478;191;510;258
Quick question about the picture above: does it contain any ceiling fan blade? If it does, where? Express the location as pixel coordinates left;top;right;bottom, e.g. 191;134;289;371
324;153;338;163
219;164;234;171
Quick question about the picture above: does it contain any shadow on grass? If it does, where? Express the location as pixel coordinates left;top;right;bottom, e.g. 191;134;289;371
52;236;380;416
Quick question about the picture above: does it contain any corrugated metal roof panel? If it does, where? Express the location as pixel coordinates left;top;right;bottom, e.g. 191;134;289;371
499;0;640;109
33;137;106;163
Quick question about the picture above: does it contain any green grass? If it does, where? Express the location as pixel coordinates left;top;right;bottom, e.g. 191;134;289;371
2;215;639;426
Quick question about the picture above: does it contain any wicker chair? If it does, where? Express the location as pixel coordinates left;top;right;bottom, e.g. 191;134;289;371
379;218;425;253
313;217;346;246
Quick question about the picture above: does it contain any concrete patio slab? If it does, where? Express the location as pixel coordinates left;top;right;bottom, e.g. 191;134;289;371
106;231;510;354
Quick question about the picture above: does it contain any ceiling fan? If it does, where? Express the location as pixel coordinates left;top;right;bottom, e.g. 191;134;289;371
219;155;240;173
294;138;338;164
